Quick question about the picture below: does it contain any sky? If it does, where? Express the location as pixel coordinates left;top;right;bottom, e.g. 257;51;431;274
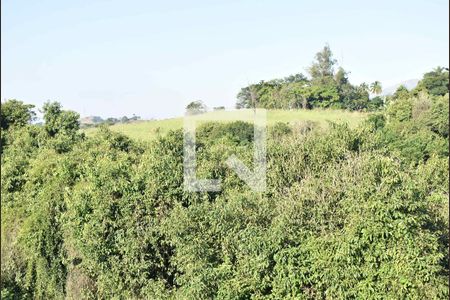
2;0;449;119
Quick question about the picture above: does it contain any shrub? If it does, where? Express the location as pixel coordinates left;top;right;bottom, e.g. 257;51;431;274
269;122;292;138
1;99;448;299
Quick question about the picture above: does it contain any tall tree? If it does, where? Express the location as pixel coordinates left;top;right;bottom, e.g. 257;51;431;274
308;44;337;83
335;67;349;86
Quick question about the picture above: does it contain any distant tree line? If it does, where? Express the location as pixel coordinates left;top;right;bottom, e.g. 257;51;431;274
185;101;226;115
235;45;448;111
80;114;141;128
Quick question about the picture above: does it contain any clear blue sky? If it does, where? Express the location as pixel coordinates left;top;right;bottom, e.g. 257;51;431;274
2;0;449;119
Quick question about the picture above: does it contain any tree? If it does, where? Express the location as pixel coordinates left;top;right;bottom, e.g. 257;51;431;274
42;101;80;137
278;82;309;109
236;82;274;109
249;84;258;111
335;67;349;86
283;73;308;84
0;99;35;130
359;82;370;93
414;66;449;96
105;117;119;125
368;96;384;111
306;84;340;108
308;44;337;83
339;83;370;110
234;45;380;111
236;86;253;109
422;94;449;138
186;100;207;115
370;81;382;95
392;85;410;100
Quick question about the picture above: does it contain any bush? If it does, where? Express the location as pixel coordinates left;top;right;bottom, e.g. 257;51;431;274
269;122;292;138
197;121;254;146
1;98;448;299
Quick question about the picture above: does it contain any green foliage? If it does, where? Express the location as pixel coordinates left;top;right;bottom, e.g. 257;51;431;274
269;122;292;138
414;66;449;96
368;96;384;111
387;96;413;122
42;101;80;137
392;85;411;100
197;121;254;146
186;100;207;115
370;81;383;95
334;67;349;86
1;90;448;299
41;101;82;153
236;45;374;111
306;84;341;108
1;99;35;130
308;44;336;83
424;94;449;138
268;154;448;298
365;113;386;130
377;92;449;164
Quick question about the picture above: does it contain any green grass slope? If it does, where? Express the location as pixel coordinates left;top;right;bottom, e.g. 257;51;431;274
84;109;368;141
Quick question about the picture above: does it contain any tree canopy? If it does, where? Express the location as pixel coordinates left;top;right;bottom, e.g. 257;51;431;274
0;99;35;130
186;100;207;115
414;66;449;96
235;45;383;111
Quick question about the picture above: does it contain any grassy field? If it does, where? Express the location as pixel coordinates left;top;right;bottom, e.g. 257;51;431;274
84;109;368;141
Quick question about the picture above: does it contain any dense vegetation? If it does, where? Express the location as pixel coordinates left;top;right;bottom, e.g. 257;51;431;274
1;68;449;299
235;45;448;112
235;45;375;111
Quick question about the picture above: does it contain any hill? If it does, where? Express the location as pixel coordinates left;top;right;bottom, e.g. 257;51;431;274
83;109;368;141
381;79;419;95
80;116;104;126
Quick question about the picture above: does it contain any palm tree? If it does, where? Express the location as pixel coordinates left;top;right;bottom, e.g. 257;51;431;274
370;81;382;95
